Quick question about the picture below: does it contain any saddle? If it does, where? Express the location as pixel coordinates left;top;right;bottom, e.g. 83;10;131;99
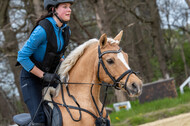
13;86;62;126
43;100;63;126
42;86;63;126
13;113;31;126
12;101;63;126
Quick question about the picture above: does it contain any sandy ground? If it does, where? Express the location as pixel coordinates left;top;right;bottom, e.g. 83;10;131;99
139;112;190;126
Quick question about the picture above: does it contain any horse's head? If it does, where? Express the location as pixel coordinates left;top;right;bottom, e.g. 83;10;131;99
97;31;143;97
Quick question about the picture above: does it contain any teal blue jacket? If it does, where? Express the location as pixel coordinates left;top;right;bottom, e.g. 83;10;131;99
17;17;67;72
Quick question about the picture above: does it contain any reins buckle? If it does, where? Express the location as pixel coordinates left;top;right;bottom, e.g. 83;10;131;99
113;82;121;90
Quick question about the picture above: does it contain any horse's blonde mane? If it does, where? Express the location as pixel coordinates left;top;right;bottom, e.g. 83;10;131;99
58;38;98;80
58;37;119;80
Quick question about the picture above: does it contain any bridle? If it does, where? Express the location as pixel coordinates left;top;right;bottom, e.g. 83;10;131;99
97;45;137;90
40;45;139;126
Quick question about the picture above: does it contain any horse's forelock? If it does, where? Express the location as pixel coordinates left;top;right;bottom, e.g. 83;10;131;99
107;38;120;44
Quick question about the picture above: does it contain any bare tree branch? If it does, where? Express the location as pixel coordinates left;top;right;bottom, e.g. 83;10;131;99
172;25;190;34
113;0;153;24
72;12;93;39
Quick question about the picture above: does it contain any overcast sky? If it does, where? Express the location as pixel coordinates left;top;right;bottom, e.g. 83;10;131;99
157;0;190;28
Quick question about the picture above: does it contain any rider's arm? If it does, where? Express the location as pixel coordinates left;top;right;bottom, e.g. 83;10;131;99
17;25;47;76
30;66;44;78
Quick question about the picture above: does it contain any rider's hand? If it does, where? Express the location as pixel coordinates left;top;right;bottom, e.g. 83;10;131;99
42;73;61;84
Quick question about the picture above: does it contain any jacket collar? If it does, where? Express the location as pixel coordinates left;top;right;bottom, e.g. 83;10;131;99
46;17;67;31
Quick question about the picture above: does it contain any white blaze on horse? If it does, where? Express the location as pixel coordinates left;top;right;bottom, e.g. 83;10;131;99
52;30;143;126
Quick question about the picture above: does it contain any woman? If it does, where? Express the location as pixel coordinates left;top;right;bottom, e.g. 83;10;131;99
17;0;74;125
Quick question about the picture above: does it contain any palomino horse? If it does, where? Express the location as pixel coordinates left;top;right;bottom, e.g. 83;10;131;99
52;31;143;126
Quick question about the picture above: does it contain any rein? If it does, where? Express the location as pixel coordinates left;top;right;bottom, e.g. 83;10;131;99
51;81;110;123
52;46;138;125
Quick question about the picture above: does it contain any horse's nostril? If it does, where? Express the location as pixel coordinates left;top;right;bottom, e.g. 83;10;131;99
132;83;138;93
132;83;137;89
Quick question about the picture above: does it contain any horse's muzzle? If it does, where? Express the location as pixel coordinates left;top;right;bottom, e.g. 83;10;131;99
121;82;142;97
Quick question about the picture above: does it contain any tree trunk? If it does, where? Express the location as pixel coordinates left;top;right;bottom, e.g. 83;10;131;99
185;0;190;9
133;23;154;82
90;0;112;35
33;0;44;18
3;29;27;111
0;0;27;112
23;0;40;26
179;42;188;78
183;0;190;46
0;87;16;124
146;0;169;78
90;0;127;102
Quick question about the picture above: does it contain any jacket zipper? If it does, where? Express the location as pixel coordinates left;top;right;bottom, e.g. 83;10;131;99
58;28;62;51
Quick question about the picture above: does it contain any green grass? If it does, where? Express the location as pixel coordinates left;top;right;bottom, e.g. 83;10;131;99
109;88;190;125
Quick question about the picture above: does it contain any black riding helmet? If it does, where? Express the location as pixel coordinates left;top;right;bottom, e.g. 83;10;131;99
44;0;74;10
44;0;74;24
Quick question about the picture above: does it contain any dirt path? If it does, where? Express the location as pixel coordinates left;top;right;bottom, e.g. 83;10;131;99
139;112;190;126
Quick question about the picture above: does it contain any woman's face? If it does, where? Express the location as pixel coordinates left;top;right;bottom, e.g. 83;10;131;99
55;3;72;22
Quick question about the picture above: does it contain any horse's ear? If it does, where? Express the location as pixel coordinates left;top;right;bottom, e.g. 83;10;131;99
99;33;107;48
114;30;123;44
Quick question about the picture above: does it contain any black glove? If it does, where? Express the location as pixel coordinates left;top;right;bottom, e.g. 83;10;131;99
42;73;61;85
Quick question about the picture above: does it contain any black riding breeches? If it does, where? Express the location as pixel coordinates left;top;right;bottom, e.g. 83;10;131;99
20;68;46;123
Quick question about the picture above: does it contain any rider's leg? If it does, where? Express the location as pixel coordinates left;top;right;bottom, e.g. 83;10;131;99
20;68;46;124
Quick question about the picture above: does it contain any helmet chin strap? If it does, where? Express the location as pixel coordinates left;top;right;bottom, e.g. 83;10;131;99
52;7;68;24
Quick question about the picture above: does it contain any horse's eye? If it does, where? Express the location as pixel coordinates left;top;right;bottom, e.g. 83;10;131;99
106;59;114;64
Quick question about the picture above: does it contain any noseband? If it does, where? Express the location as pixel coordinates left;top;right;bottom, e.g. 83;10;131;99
97;45;137;90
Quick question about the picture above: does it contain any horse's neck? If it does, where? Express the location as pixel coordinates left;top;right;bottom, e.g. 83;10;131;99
68;44;100;101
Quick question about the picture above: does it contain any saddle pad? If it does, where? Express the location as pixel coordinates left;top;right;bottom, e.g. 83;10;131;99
13;113;31;125
52;102;63;126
